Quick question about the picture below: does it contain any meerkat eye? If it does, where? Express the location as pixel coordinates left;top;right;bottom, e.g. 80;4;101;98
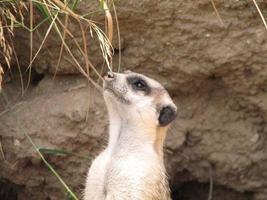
127;76;151;94
133;80;145;89
131;78;147;91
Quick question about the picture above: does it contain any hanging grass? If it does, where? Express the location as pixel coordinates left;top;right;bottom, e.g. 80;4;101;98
0;0;26;90
0;0;114;92
0;1;115;199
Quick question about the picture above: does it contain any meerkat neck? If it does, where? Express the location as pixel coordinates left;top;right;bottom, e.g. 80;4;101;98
107;112;167;156
106;109;122;152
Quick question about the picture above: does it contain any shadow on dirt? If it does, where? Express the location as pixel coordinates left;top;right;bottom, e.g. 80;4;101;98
171;180;254;200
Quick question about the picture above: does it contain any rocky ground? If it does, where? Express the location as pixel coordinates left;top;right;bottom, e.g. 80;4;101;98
1;0;267;199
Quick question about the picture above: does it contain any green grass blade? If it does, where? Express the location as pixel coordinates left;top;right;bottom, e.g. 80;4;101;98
71;0;80;10
39;148;91;160
34;2;52;22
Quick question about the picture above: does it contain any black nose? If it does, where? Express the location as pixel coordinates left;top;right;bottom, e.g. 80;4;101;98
104;71;115;81
107;71;114;79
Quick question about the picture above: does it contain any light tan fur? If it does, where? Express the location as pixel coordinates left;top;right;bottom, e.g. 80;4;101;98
84;71;176;200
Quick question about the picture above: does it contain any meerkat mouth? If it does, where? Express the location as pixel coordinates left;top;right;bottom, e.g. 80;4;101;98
104;86;130;104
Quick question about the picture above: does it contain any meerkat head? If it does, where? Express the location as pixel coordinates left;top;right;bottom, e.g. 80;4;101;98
103;70;177;128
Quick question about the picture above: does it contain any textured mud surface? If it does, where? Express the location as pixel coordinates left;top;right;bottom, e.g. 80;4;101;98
1;0;267;199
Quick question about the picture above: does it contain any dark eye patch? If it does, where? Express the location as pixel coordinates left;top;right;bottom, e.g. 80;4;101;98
127;75;151;95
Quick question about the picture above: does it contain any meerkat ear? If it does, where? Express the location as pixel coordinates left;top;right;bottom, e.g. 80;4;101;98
158;105;177;126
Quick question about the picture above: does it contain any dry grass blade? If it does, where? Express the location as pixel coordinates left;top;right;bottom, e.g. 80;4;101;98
52;23;103;91
252;0;267;29
29;0;112;86
78;20;90;79
27;0;34;89
51;0;79;18
210;0;224;26
8;32;25;94
54;16;104;83
103;0;113;43
0;137;6;160
53;14;69;79
103;0;113;71
50;17;104;88
112;0;121;72
0;66;3;91
208;164;213;200
26;11;59;71
0;0;113;95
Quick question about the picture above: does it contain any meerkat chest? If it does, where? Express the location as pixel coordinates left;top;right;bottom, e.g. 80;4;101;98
108;152;159;180
104;150;171;200
85;149;171;200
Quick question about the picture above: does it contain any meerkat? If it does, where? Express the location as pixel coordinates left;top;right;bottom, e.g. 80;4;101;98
84;70;177;200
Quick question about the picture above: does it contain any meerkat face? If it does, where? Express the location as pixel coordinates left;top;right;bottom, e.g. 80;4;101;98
103;71;177;127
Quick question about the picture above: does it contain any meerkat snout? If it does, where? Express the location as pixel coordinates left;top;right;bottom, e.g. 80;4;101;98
107;71;115;79
104;71;115;81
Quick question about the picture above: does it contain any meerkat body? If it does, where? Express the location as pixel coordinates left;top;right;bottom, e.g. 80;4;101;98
84;71;177;200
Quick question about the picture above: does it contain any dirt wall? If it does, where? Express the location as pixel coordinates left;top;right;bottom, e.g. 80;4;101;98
1;0;267;199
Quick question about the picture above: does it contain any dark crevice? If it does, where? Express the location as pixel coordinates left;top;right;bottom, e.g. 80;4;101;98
30;69;45;86
171;180;254;200
0;179;19;200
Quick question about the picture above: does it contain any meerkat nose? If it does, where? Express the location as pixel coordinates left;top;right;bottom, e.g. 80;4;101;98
104;71;115;81
107;71;114;78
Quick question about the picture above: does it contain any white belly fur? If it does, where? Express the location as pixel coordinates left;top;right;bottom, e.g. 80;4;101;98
84;148;169;200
